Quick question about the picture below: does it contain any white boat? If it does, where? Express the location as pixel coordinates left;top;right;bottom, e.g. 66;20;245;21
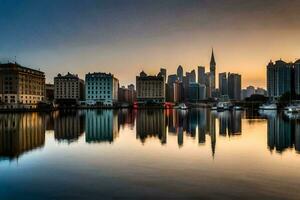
285;105;300;113
259;103;277;110
174;103;188;110
217;101;232;111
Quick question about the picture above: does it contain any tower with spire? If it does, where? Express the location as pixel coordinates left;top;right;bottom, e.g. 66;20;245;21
210;49;216;91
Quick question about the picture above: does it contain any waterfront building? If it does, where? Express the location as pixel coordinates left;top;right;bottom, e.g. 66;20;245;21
85;72;119;106
267;60;292;98
136;71;165;104
54;73;84;105
219;72;228;96
118;85;136;104
199;84;206;100
295;59;300;95
0;63;45;108
197;66;206;85
228;73;241;100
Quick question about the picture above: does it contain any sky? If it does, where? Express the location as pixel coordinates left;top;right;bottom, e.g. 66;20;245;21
1;0;300;88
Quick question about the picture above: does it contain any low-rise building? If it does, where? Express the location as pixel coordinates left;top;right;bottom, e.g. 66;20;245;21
0;63;45;108
54;73;84;106
85;72;118;106
136;71;165;104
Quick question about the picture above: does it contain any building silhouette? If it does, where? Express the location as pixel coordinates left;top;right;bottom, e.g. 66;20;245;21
210;49;216;92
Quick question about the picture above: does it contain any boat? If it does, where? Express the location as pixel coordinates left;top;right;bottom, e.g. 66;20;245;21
174;103;188;110
285;105;300;114
259;103;277;110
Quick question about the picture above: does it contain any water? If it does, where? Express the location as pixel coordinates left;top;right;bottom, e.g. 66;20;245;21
0;109;300;199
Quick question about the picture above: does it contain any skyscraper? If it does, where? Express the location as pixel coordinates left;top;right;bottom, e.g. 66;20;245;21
159;68;167;82
267;60;292;98
198;66;205;85
219;72;228;96
295;59;300;95
210;49;216;92
177;65;183;82
228;73;241;100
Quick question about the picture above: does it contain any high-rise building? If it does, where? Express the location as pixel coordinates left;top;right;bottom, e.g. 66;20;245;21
85;72;119;106
136;71;165;104
188;83;206;102
190;70;196;83
198;66;205;85
295;59;300;95
210;49;216;92
167;74;178;102
0;63;45;108
159;68;167;82
54;73;85;105
174;80;184;103
219;72;228;96
267;60;292;98
177;65;183;82
228;73;241;100
205;72;211;98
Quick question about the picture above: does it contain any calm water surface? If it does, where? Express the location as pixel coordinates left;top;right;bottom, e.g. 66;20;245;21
0;109;300;199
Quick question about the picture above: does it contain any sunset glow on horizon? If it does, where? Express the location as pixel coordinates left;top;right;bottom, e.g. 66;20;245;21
1;0;300;88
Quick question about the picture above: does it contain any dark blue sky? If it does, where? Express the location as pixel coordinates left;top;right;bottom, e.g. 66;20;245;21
1;0;300;87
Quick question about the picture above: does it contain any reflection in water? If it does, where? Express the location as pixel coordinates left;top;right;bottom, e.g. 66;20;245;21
0;113;45;160
85;110;119;143
136;109;166;144
0;109;300;161
53;111;85;143
264;112;300;153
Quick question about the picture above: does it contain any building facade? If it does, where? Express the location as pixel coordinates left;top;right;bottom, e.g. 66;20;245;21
54;73;84;105
228;73;241;100
136;71;165;104
0;63;45;108
295;60;300;95
198;66;205;85
85;72;119;106
210;49;216;92
219;72;228;96
267;60;293;98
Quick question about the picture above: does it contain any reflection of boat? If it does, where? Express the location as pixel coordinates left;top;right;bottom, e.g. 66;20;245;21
217;102;232;112
211;106;217;111
174;103;188;110
259;103;277;110
233;106;243;111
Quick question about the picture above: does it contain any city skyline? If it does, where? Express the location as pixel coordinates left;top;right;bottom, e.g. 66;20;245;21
1;0;300;88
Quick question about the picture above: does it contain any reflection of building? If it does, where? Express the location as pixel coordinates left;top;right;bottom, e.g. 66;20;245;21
85;72;119;106
0;63;45;108
0;113;45;159
54;111;85;143
136;110;166;144
85;110;118;143
266;114;297;153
